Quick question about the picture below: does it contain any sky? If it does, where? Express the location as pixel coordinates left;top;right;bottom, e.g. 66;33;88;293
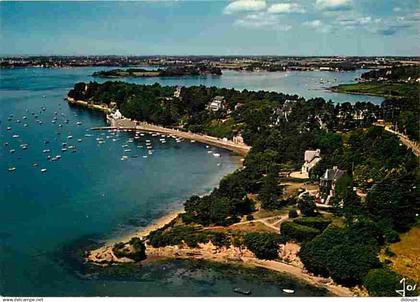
0;0;419;56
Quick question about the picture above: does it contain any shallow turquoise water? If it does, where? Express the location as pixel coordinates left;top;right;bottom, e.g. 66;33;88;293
0;67;374;296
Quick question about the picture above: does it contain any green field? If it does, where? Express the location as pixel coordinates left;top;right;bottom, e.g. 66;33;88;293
332;82;419;98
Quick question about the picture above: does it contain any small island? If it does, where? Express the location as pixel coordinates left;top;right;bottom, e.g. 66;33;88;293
92;65;222;78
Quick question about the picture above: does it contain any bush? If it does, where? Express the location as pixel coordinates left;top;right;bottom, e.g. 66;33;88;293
297;194;317;217
288;209;298;219
112;237;146;262
363;268;401;296
293;216;331;231
211;232;231;248
281;221;320;243
384;229;400;243
244;232;285;260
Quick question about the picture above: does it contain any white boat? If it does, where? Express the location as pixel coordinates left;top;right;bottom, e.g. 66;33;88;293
213;153;221;157
7;127;11;130
121;155;129;161
207;151;213;154
67;135;73;139
142;155;148;158
76;122;82;125
43;149;50;153
77;139;82;142
190;140;196;143
41;168;47;173
9;149;15;154
8;167;16;172
282;289;294;294
61;148;67;152
12;134;19;138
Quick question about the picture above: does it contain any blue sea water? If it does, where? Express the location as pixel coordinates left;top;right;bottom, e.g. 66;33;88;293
0;67;380;296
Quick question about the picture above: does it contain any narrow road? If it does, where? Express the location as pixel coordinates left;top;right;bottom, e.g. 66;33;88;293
231;214;289;232
374;123;420;157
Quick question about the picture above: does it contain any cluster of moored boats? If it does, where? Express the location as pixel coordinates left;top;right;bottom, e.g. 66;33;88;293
3;106;84;173
3;106;223;173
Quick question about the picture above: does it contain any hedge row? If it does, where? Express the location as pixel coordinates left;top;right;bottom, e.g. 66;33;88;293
280;221;320;243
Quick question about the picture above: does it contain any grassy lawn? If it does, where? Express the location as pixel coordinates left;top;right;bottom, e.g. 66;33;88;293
253;206;292;219
226;221;278;233
332;82;419;98
381;226;420;281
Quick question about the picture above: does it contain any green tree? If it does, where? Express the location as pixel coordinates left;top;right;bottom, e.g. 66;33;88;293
244;233;284;260
297;194;317;217
363;268;401;297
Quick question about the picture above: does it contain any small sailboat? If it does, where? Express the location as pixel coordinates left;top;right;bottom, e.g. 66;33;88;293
40;168;47;173
8;167;16;172
233;288;251;295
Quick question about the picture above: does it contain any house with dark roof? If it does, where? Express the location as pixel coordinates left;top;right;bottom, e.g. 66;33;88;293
319;166;345;204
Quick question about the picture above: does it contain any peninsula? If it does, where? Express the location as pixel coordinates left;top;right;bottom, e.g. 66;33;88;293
92;65;222;78
67;78;419;297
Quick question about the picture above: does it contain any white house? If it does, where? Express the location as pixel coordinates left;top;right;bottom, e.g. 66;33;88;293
111;109;123;120
208;96;225;112
174;86;182;98
301;149;321;176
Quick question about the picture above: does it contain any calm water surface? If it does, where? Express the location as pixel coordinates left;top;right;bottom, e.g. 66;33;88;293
0;67;377;296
